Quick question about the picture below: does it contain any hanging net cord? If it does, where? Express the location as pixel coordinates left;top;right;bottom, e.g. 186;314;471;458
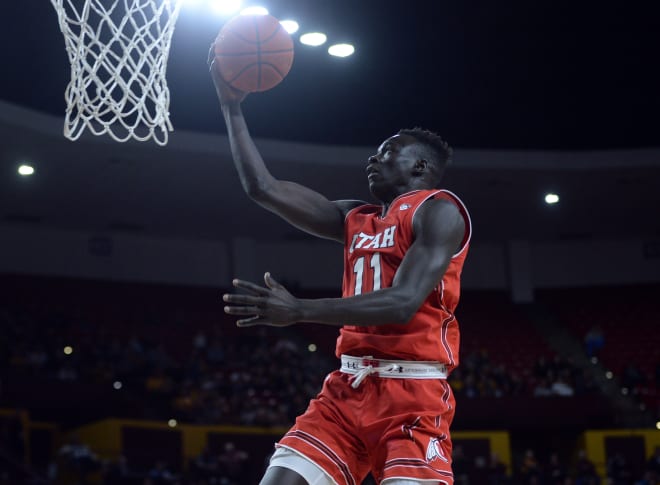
50;0;182;146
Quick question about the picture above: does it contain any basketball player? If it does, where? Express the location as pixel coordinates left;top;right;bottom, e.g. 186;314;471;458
210;51;471;485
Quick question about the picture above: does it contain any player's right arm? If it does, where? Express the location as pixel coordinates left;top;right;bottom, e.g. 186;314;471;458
210;53;361;243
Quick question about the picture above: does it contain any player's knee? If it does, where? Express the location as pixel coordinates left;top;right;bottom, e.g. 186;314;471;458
264;448;333;485
260;465;309;485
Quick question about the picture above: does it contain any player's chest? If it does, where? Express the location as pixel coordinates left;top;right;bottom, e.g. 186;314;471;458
346;215;410;259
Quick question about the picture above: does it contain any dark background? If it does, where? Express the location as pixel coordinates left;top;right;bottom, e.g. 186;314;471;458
3;0;660;150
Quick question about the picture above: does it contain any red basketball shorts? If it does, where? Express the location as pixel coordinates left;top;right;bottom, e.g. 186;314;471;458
276;369;456;485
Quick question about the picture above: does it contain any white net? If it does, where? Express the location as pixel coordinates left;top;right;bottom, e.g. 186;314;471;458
50;0;183;146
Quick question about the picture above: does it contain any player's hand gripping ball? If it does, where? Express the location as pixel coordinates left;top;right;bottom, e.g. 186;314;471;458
213;14;294;93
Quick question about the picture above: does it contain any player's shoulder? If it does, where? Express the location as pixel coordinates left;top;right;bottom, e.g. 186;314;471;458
415;196;463;223
334;199;374;218
414;190;472;247
410;189;470;220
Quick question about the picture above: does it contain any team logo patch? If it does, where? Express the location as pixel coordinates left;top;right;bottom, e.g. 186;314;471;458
426;437;449;464
400;203;411;210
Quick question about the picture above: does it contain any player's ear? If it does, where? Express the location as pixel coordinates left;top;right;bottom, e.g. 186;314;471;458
413;158;428;175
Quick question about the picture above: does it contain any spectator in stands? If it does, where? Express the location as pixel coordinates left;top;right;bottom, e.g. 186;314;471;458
451;445;471;484
621;363;646;391
55;434;102;484
102;455;131;485
644;446;660;483
574;449;600;485
572;368;598;396
188;446;219;484
146;460;177;484
584;326;605;359
57;362;79;381
551;375;575;396
545;452;568;484
533;378;553;397
607;452;634;485
518;449;542;484
217;441;248;485
192;330;207;351
534;356;552;380
634;470;656;485
487;452;509;484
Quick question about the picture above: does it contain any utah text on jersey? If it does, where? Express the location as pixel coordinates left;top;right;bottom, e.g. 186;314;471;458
348;226;397;254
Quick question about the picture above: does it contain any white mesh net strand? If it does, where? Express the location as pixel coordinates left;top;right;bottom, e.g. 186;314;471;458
50;0;182;146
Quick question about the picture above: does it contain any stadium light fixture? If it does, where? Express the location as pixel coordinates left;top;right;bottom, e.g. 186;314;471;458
210;0;242;16
300;32;327;46
328;43;355;57
18;164;35;176
280;20;299;34
544;193;559;204
240;5;268;15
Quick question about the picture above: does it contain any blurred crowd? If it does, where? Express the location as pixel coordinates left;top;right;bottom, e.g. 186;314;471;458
1;303;603;430
33;437;660;485
1;286;658;485
47;435;253;485
449;351;599;400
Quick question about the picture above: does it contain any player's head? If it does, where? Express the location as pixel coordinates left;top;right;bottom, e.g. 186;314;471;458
366;128;453;202
398;128;453;179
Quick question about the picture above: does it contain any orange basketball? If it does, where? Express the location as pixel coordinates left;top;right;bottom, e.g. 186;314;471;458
214;14;295;93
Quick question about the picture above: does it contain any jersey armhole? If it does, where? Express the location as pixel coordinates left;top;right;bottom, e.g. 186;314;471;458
412;190;472;257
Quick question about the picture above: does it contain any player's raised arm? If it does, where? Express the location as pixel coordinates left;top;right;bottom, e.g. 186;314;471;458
209;49;361;243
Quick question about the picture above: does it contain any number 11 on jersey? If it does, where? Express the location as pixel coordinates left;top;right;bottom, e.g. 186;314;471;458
352;253;382;295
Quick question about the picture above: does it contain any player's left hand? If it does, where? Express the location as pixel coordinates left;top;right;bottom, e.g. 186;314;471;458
223;272;301;327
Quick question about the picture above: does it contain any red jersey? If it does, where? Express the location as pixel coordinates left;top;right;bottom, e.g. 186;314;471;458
335;189;471;369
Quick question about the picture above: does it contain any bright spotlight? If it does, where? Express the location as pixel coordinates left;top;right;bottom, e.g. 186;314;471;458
240;6;268;16
328;43;355;57
168;419;178;428
308;343;317;352
280;20;299;34
300;32;327;47
544;193;559;204
18;164;35;176
113;381;123;390
63;346;73;355
210;0;242;16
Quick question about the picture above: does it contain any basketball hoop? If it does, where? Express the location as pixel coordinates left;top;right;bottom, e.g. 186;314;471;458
50;0;183;146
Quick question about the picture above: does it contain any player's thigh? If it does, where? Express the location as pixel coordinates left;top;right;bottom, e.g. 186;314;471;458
263;447;334;485
259;465;309;485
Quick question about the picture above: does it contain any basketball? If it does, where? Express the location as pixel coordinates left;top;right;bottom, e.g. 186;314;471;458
214;14;294;93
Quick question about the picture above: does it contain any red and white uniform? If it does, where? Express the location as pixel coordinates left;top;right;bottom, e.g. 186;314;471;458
277;189;472;485
338;189;471;366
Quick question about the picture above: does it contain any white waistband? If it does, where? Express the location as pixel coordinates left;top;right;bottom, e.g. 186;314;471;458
340;354;448;388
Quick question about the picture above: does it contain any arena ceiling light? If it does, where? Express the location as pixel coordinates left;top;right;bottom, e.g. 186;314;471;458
180;0;203;7
240;5;268;15
18;164;35;176
328;43;355;57
280;19;299;34
544;193;559;204
300;32;327;46
210;0;242;16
